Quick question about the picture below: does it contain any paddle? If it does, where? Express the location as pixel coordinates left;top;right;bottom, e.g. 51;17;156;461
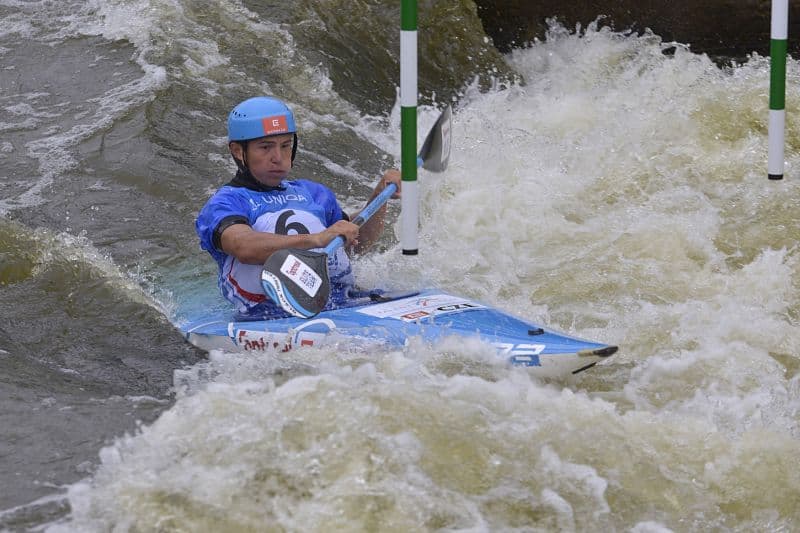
260;106;452;318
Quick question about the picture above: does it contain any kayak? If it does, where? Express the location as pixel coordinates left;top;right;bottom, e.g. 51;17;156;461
180;289;618;378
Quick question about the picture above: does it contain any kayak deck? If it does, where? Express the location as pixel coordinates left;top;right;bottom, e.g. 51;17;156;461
180;289;617;378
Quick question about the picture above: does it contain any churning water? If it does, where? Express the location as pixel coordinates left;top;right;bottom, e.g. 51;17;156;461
1;1;799;531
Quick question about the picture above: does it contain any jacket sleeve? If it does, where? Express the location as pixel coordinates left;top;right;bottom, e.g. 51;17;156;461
196;189;250;253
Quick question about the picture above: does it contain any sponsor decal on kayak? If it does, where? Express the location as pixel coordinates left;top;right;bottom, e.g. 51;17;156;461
237;329;292;352
400;310;429;321
235;318;336;352
357;294;485;321
492;342;545;367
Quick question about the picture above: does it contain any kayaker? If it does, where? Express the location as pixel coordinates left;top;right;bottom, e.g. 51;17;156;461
196;96;401;319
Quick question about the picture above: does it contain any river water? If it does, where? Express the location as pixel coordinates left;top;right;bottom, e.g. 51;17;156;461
1;0;799;531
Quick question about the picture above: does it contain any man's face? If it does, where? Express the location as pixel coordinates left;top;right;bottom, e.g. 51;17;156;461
232;133;293;185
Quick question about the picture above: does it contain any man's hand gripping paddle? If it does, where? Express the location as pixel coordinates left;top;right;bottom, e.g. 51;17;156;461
260;106;452;318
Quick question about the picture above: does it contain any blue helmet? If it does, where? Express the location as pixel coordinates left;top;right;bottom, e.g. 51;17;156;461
227;96;297;142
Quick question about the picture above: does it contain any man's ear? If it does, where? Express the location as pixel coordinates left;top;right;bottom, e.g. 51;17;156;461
229;141;244;163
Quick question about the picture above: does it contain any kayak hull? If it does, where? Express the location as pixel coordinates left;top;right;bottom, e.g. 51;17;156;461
180;289;617;378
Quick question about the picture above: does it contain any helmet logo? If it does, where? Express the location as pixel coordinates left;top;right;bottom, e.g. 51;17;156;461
262;115;289;136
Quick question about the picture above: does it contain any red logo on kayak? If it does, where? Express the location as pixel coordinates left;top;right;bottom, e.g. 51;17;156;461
262;115;289;135
401;310;430;320
288;259;300;276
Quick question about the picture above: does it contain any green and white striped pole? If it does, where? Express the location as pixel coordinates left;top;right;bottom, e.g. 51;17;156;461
400;0;418;254
768;0;788;180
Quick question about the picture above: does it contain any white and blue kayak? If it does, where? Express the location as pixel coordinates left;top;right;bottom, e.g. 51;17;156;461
180;289;617;378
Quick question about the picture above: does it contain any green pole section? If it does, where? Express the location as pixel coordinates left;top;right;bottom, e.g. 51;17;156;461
770;39;787;111
401;106;417;177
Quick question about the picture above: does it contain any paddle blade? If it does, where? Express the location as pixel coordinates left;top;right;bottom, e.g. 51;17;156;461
418;105;452;172
260;249;331;318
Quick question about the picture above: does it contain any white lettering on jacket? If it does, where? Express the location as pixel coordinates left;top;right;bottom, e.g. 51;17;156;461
258;194;308;205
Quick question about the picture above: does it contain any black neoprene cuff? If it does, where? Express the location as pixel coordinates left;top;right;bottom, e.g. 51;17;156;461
212;215;249;251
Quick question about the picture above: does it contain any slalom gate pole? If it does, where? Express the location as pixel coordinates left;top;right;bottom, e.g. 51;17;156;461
768;0;788;180
400;0;419;254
